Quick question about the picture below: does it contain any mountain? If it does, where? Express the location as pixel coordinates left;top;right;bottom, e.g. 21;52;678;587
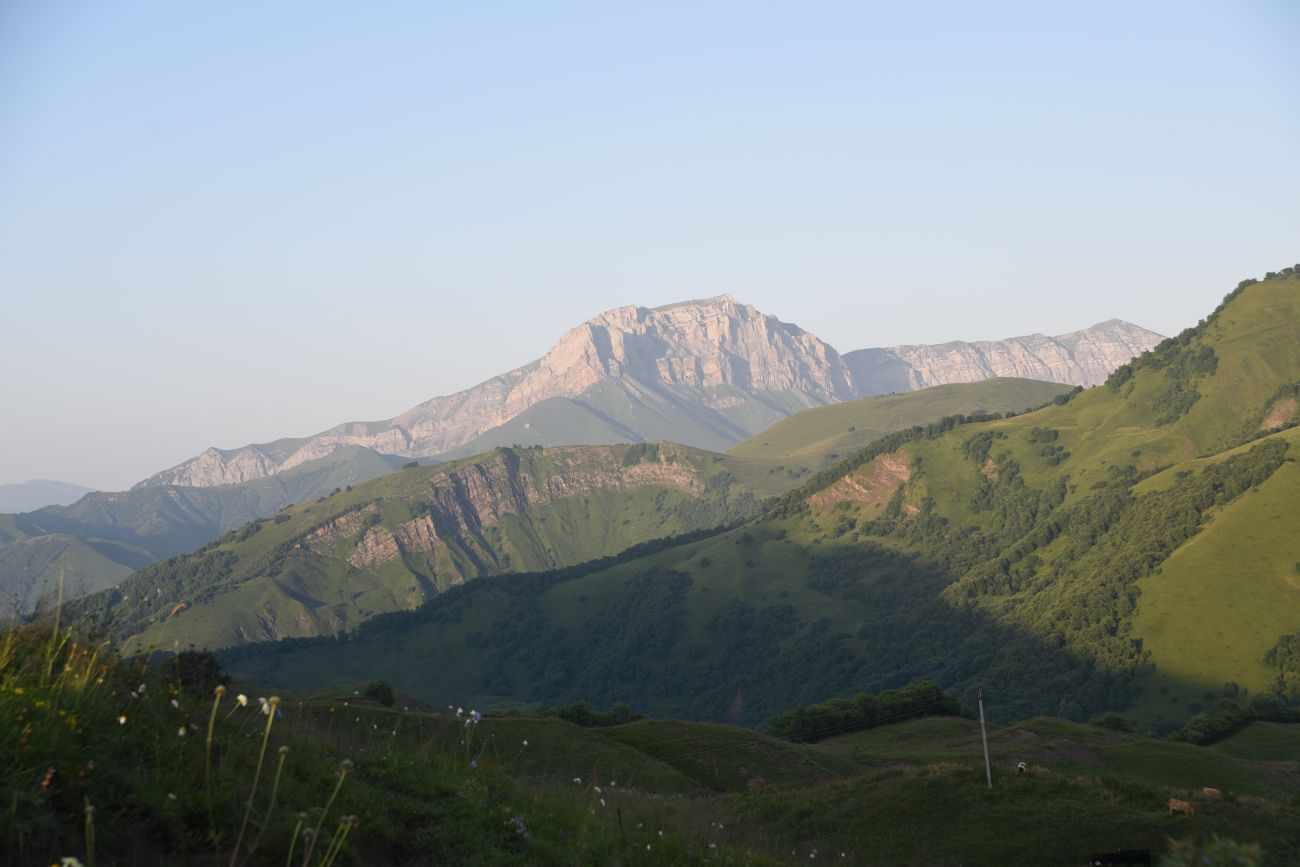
0;446;407;616
0;479;95;513
139;296;1161;488
70;377;1072;648
215;268;1300;730
844;319;1161;393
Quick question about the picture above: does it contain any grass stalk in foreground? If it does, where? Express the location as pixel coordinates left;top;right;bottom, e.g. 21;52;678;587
229;695;281;866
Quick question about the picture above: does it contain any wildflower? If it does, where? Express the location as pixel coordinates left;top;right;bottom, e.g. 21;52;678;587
594;785;602;794
177;725;188;737
258;697;269;714
235;694;248;707
470;709;482;723
60;858;87;867
214;684;226;698
573;777;582;784
470;760;478;769
171;698;179;709
522;739;529;747
709;843;717;849
167;793;177;800
117;715;126;725
137;683;146;694
599;798;606;807
646;844;651;851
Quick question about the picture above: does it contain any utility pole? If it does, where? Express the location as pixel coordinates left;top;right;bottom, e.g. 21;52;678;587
977;687;992;790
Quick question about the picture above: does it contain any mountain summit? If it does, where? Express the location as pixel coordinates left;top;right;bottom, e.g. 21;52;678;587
141;297;1161;488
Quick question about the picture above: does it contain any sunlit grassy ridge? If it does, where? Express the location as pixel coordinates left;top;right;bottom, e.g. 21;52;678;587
727;377;1070;464
223;271;1300;731
73;443;784;649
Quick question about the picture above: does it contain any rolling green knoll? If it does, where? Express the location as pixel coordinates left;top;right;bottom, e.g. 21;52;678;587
224;270;1300;732
0;445;408;616
727;377;1070;464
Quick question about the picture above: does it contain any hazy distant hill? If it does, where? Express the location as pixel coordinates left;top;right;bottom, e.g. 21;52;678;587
218;268;1300;731
140;296;1161;489
0;446;407;616
0;479;95;513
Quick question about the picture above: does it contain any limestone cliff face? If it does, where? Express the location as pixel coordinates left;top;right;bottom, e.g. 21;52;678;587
142;298;1162;488
843;319;1164;395
302;445;703;571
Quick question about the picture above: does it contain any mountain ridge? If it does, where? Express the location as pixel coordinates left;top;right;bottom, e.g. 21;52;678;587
141;296;1161;488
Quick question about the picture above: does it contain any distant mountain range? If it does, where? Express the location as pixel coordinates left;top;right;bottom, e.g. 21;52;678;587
0;480;95;513
140;296;1162;488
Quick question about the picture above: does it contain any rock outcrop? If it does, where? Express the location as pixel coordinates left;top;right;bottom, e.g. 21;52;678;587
141;298;1163;488
844;319;1163;393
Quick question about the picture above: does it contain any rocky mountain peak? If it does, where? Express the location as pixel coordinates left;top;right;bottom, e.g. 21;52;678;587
139;297;1163;489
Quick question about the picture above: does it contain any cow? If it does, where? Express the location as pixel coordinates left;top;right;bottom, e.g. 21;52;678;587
1202;787;1222;799
1168;798;1195;816
1016;761;1027;776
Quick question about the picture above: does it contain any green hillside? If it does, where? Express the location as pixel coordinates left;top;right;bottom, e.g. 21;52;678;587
438;378;827;459
727;377;1070;464
74;443;786;650
8;619;1296;865
71;379;1071;651
222;269;1300;731
0;446;407;616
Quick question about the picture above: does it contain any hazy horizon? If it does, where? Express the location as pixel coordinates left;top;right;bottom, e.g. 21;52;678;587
2;1;1298;490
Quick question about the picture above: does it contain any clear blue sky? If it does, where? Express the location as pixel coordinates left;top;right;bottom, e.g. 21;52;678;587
1;1;1297;490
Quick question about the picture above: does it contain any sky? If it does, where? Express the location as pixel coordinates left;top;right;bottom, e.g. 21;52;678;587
1;1;1298;491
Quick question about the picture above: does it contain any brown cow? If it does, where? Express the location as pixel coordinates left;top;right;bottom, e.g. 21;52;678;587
1168;798;1195;816
1202;787;1222;799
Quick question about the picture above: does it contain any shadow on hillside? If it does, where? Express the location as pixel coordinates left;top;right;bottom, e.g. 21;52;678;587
215;536;1249;733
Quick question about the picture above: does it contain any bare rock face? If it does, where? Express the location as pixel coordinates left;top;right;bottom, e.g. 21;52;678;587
142;298;1162;489
843;319;1164;395
311;444;704;571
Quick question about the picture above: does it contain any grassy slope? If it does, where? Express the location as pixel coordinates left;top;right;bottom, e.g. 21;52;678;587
1129;429;1300;722
89;379;1073;652
727;377;1070;464
226;272;1300;732
84;443;784;650
0;446;408;615
13;612;1296;866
